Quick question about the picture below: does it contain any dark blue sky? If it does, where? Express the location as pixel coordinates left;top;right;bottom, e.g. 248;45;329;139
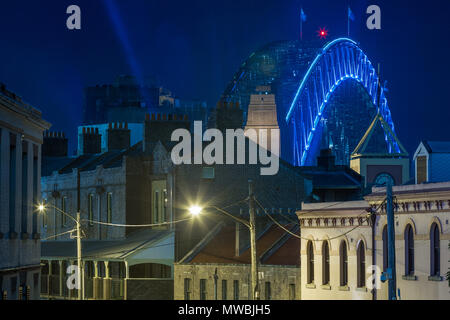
0;0;449;155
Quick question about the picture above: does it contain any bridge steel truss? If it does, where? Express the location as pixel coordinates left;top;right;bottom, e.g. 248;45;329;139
284;38;400;166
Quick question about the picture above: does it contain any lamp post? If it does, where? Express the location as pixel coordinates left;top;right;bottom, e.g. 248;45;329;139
38;203;83;300
188;181;260;300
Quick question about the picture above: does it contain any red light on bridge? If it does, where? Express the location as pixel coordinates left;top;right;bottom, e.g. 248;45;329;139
317;27;328;39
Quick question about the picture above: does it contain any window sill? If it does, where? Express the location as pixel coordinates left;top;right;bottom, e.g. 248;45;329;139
305;283;316;289
402;275;417;281
428;275;443;282
321;284;331;290
355;287;367;292
339;286;350;291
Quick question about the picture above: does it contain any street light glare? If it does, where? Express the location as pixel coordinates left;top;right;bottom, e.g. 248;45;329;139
189;206;202;216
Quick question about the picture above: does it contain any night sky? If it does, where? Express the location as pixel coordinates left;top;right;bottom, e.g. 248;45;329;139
0;0;449;155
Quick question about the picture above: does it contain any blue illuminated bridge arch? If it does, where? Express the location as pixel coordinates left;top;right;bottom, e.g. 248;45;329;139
221;38;401;166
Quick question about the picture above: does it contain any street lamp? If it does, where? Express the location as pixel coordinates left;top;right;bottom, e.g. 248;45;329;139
37;202;83;300
187;180;260;300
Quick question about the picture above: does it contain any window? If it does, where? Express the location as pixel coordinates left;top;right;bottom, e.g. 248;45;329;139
107;193;112;223
357;241;366;288
404;224;414;276
322;241;330;285
222;280;227;300
88;194;94;226
430;223;440;276
184;278;191;300
154;191;159;223
289;284;296;300
201;167;215;179
382;226;388;272
339;241;348;286
162;189;167;222
199;279;207;300
233;280;239;300
416;156;427;184
306;241;314;284
264;282;271;300
61;197;67;227
42;199;48;227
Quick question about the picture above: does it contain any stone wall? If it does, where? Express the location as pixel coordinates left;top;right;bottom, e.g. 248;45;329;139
174;264;300;300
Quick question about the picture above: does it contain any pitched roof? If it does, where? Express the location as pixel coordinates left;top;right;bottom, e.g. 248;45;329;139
351;113;408;157
183;223;299;266
422;141;450;154
41;141;145;177
41;228;173;261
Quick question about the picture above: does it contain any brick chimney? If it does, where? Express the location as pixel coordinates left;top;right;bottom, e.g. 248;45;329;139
42;131;68;157
107;122;130;151
143;113;190;154
80;127;101;154
317;148;336;170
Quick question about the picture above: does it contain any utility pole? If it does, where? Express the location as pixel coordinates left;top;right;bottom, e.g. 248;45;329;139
248;180;259;300
386;180;397;300
76;211;82;300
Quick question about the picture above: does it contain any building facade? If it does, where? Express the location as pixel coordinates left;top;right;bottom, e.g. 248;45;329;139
0;84;50;300
297;182;450;300
174;222;300;300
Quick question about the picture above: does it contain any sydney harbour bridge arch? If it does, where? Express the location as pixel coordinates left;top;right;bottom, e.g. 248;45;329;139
220;38;401;166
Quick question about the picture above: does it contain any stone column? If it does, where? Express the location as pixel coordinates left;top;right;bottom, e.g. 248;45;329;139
47;261;52;297
93;260;100;300
0;129;9;238
58;260;63;297
124;261;129;300
103;261;111;300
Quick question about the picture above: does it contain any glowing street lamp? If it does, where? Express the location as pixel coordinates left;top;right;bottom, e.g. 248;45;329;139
37;202;83;300
186;180;260;300
188;206;203;216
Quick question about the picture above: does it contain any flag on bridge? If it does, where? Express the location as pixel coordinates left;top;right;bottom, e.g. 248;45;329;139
300;8;307;41
347;6;355;37
348;7;355;21
301;8;307;22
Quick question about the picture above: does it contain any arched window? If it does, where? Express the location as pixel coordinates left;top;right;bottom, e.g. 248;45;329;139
382;226;388;272
306;241;314;284
322;241;330;285
339;241;348;286
404;224;414;276
357;241;366;288
430;223;440;276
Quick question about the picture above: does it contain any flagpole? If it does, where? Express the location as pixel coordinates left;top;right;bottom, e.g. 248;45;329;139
347;7;350;37
300;7;303;41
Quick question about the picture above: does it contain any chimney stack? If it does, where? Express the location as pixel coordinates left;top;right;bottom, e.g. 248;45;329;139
107;122;130;151
80;127;101;154
42;131;68;157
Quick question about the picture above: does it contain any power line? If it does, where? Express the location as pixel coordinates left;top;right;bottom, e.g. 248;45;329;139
254;197;387;242
81;217;192;228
